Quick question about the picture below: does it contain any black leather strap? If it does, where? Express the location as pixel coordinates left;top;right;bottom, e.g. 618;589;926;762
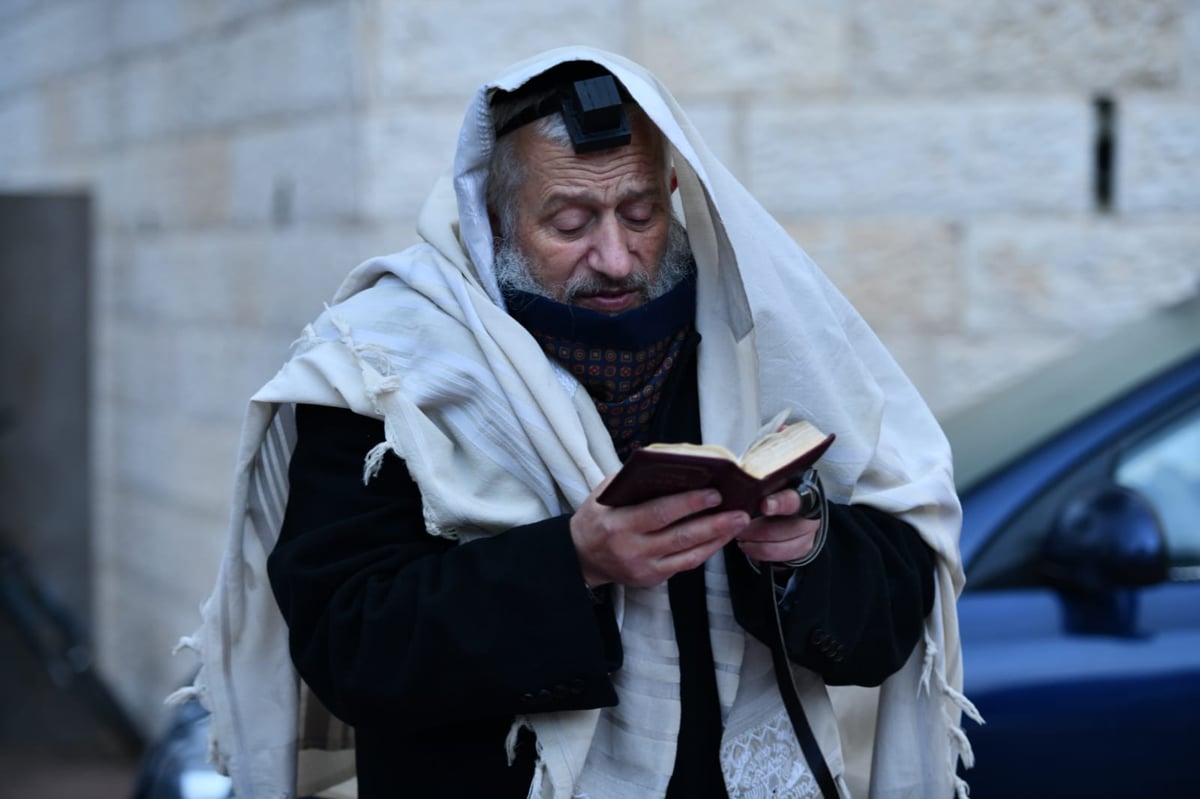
766;566;840;798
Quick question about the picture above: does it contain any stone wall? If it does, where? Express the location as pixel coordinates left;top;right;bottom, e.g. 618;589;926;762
0;0;1196;733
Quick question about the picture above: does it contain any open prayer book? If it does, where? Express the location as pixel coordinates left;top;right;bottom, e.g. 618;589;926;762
598;410;835;516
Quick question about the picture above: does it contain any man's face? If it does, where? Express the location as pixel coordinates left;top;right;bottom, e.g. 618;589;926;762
508;114;672;314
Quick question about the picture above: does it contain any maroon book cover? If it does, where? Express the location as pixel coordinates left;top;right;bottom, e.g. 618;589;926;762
598;432;835;516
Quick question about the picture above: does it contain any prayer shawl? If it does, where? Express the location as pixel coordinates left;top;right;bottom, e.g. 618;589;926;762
174;47;978;799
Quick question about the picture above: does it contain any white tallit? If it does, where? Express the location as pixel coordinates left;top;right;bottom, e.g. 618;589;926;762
175;47;977;799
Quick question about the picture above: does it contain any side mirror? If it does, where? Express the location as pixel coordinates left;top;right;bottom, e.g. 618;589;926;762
1038;483;1168;594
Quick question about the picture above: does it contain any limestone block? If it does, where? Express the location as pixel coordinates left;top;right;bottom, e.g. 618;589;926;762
673;99;743;181
374;0;624;99
260;228;398;326
107;318;175;412
964;217;1200;336
361;101;464;222
115;230;262;325
109;0;219;55
230;114;361;226
964;100;1092;212
1187;0;1200;89
851;0;1182;93
113;227;380;401
1117;96;1200;212
780;217;964;336
0;0;39;26
100;135;233;230
213;0;285;29
111;404;242;518
930;331;1083;416
188;323;294;421
189;323;301;418
630;0;845;95
865;332;943;410
97;567;215;719
748;99;1091;215
114;37;227;141
218;2;355;124
0;93;42;178
40;71;116;156
108;0;278;56
93;229;136;329
95;496;228;730
0;1;110;95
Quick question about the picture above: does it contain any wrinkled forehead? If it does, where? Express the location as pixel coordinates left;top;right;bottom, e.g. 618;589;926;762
513;111;668;189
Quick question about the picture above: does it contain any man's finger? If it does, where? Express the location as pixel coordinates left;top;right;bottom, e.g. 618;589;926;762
761;488;803;517
737;515;820;544
652;509;748;556
624;488;723;532
655;512;749;573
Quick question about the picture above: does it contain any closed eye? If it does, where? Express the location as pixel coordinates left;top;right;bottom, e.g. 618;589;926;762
621;202;659;228
551;208;591;235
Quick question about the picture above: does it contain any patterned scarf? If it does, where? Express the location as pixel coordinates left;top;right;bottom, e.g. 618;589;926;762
504;275;695;460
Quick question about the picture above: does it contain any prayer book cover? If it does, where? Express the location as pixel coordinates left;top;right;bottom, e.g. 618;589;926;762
598;420;834;516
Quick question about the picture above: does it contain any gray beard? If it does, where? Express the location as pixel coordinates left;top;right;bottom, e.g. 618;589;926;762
494;216;695;307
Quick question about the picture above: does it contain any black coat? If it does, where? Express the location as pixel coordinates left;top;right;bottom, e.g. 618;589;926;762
267;334;936;798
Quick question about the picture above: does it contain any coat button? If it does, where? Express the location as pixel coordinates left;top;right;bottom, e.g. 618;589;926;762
520;693;535;705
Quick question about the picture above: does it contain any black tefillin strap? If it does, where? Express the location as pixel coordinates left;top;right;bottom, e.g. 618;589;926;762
766;468;840;798
766;566;840;799
493;67;633;153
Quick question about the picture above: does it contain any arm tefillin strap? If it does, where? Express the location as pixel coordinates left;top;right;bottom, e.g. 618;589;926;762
492;63;633;153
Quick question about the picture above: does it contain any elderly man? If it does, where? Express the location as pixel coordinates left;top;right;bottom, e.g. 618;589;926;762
183;48;975;799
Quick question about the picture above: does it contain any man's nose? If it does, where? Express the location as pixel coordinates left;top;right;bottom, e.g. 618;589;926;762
587;217;634;278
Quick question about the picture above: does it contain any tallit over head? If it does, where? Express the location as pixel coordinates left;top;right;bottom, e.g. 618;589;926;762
176;46;977;799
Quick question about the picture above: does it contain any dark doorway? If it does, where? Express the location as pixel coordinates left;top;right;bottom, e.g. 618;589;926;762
0;192;92;625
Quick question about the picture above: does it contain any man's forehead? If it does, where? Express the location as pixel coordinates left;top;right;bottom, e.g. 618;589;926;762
537;185;662;212
515;121;666;197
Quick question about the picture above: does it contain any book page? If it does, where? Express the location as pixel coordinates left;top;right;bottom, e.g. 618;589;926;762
642;441;740;462
740;420;827;478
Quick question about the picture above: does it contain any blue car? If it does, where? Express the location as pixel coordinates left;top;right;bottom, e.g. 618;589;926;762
945;296;1200;798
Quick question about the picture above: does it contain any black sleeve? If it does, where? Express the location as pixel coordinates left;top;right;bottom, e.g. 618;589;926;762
728;503;937;687
266;404;622;730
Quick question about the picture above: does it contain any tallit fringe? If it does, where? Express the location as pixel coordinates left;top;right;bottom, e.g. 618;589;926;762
166;634;204;706
920;628;983;796
505;715;534;766
329;311;461;544
363;441;391;483
294;322;322;353
330;313;403;396
164;685;200;706
172;634;201;656
326;312;404;489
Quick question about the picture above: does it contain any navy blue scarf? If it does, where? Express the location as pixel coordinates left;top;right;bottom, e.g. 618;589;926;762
505;275;696;460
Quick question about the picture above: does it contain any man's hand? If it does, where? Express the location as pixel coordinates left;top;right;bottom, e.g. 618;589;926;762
734;488;822;564
571;476;751;589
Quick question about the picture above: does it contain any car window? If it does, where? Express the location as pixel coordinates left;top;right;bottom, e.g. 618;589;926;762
967;392;1200;592
1114;404;1200;579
